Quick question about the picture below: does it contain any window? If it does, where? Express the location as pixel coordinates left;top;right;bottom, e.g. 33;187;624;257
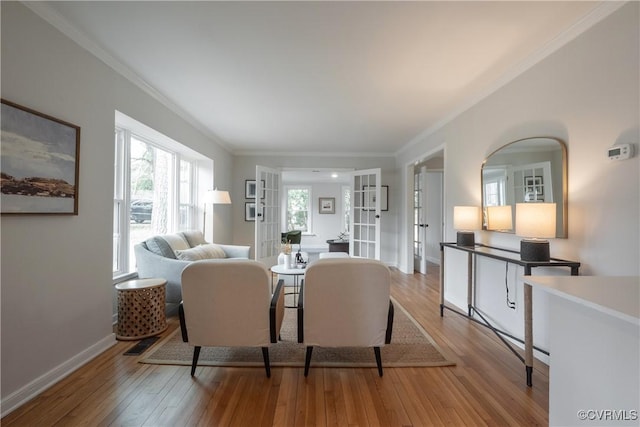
341;185;351;234
285;186;311;233
113;112;210;279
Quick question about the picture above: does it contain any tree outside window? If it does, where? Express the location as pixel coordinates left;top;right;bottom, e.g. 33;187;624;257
286;187;310;232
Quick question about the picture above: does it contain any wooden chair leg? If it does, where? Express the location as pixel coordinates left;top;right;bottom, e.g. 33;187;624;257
374;347;383;377
304;346;314;377
191;346;201;376
261;347;271;378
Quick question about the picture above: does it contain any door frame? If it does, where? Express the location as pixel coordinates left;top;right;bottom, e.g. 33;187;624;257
401;145;446;274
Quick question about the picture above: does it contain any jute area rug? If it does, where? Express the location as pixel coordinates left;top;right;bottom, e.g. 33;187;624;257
139;298;455;368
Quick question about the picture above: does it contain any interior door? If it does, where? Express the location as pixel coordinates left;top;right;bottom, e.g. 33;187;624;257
255;166;281;265
424;171;443;266
350;168;381;260
413;167;428;273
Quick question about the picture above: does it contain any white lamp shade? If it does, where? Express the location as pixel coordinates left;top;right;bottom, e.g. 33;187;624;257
515;203;556;238
453;206;480;231
487;205;513;231
206;189;232;204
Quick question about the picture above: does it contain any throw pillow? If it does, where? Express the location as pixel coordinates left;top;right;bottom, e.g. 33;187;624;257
175;243;227;261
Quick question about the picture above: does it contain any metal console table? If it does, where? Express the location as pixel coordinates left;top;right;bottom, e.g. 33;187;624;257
439;242;580;387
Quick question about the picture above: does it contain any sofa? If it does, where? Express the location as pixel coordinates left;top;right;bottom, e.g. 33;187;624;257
134;230;250;315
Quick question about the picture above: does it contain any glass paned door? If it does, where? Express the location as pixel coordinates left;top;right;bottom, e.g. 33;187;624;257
255;166;281;265
350;168;381;260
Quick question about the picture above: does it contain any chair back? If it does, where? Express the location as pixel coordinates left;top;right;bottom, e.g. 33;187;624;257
181;259;272;347
303;258;390;347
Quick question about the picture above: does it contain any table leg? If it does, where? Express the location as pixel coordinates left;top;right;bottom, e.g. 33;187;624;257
467;253;473;316
439;247;445;316
524;282;533;387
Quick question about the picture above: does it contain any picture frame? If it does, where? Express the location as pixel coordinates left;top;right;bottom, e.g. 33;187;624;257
1;99;80;215
245;202;265;221
245;179;265;199
362;185;389;211
524;176;544;199
318;197;335;214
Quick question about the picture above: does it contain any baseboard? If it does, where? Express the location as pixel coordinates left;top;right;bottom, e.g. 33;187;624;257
1;333;117;417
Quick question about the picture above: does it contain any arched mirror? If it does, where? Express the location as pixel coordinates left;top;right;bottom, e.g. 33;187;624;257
481;137;567;238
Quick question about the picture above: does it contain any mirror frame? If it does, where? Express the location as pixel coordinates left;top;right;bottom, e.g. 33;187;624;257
481;136;568;238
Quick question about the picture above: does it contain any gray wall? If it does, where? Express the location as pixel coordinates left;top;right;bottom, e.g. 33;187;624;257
1;3;233;410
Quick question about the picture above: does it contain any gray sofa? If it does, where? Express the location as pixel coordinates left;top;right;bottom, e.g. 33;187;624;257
134;230;250;315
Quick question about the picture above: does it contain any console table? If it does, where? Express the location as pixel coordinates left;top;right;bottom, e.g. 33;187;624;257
439;242;580;386
326;239;349;253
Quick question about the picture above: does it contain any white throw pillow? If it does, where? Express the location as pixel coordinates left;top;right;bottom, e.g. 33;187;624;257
175;243;227;261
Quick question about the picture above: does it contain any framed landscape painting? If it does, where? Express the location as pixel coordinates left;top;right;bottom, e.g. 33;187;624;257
1;99;80;215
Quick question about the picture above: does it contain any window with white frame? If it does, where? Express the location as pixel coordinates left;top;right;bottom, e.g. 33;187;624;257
341;185;351;234
284;185;311;233
113;112;210;279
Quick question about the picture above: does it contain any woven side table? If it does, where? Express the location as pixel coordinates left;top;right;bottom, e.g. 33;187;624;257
115;278;168;340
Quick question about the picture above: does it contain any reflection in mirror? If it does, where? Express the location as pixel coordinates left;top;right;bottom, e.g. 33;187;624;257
481;137;567;238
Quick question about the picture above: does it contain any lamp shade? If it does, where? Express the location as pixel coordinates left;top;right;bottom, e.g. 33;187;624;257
515;203;556;238
453;206;480;231
206;189;232;205
486;205;513;231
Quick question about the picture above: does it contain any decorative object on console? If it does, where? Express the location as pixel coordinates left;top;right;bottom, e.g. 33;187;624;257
515;202;556;262
453;206;480;246
203;188;231;235
486;205;513;231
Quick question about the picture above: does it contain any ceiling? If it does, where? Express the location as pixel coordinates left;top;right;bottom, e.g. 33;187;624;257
32;1;610;156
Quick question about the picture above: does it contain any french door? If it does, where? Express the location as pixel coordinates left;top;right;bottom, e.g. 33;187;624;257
413;167;428;274
350;168;381;260
254;166;281;265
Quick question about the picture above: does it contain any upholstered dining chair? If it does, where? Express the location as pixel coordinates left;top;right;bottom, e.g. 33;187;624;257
179;259;285;378
297;258;394;377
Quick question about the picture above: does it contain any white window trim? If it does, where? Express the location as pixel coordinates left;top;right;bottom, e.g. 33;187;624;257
113;111;212;280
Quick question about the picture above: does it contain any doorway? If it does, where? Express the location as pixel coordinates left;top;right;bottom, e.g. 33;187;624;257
410;152;444;274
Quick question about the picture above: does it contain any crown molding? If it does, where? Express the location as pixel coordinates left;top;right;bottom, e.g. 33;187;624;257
397;1;627;156
22;2;233;154
233;150;396;158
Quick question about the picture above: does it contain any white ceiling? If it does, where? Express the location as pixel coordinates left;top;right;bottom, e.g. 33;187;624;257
32;1;612;156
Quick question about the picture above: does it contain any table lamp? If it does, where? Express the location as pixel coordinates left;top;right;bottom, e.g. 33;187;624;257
515;203;556;262
453;206;480;246
486;205;513;231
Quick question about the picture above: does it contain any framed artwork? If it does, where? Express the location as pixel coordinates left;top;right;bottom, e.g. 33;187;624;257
1;99;80;215
245;202;265;221
318;197;335;214
362;185;389;211
245;179;265;199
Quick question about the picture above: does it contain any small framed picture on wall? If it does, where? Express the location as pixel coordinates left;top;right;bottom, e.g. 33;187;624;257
318;197;335;214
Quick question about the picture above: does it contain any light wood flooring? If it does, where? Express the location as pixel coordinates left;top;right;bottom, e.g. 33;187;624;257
2;264;549;426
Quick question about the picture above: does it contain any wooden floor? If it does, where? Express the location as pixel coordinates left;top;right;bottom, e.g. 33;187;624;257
2;264;549;426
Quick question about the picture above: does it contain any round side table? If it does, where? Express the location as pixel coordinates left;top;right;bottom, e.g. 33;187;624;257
115;278;168;340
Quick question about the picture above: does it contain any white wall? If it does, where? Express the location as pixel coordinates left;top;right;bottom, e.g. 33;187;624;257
396;3;639;359
233;155;399;265
0;3;233;412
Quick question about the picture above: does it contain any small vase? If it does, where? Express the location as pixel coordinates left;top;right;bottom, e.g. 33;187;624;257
284;253;292;269
277;252;286;265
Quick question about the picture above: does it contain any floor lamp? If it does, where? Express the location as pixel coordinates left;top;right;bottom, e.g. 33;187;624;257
203;189;231;237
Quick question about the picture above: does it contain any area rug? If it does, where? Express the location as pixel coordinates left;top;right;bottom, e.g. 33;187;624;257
139;298;456;368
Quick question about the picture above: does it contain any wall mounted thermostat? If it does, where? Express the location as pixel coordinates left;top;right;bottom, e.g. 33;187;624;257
607;143;634;161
